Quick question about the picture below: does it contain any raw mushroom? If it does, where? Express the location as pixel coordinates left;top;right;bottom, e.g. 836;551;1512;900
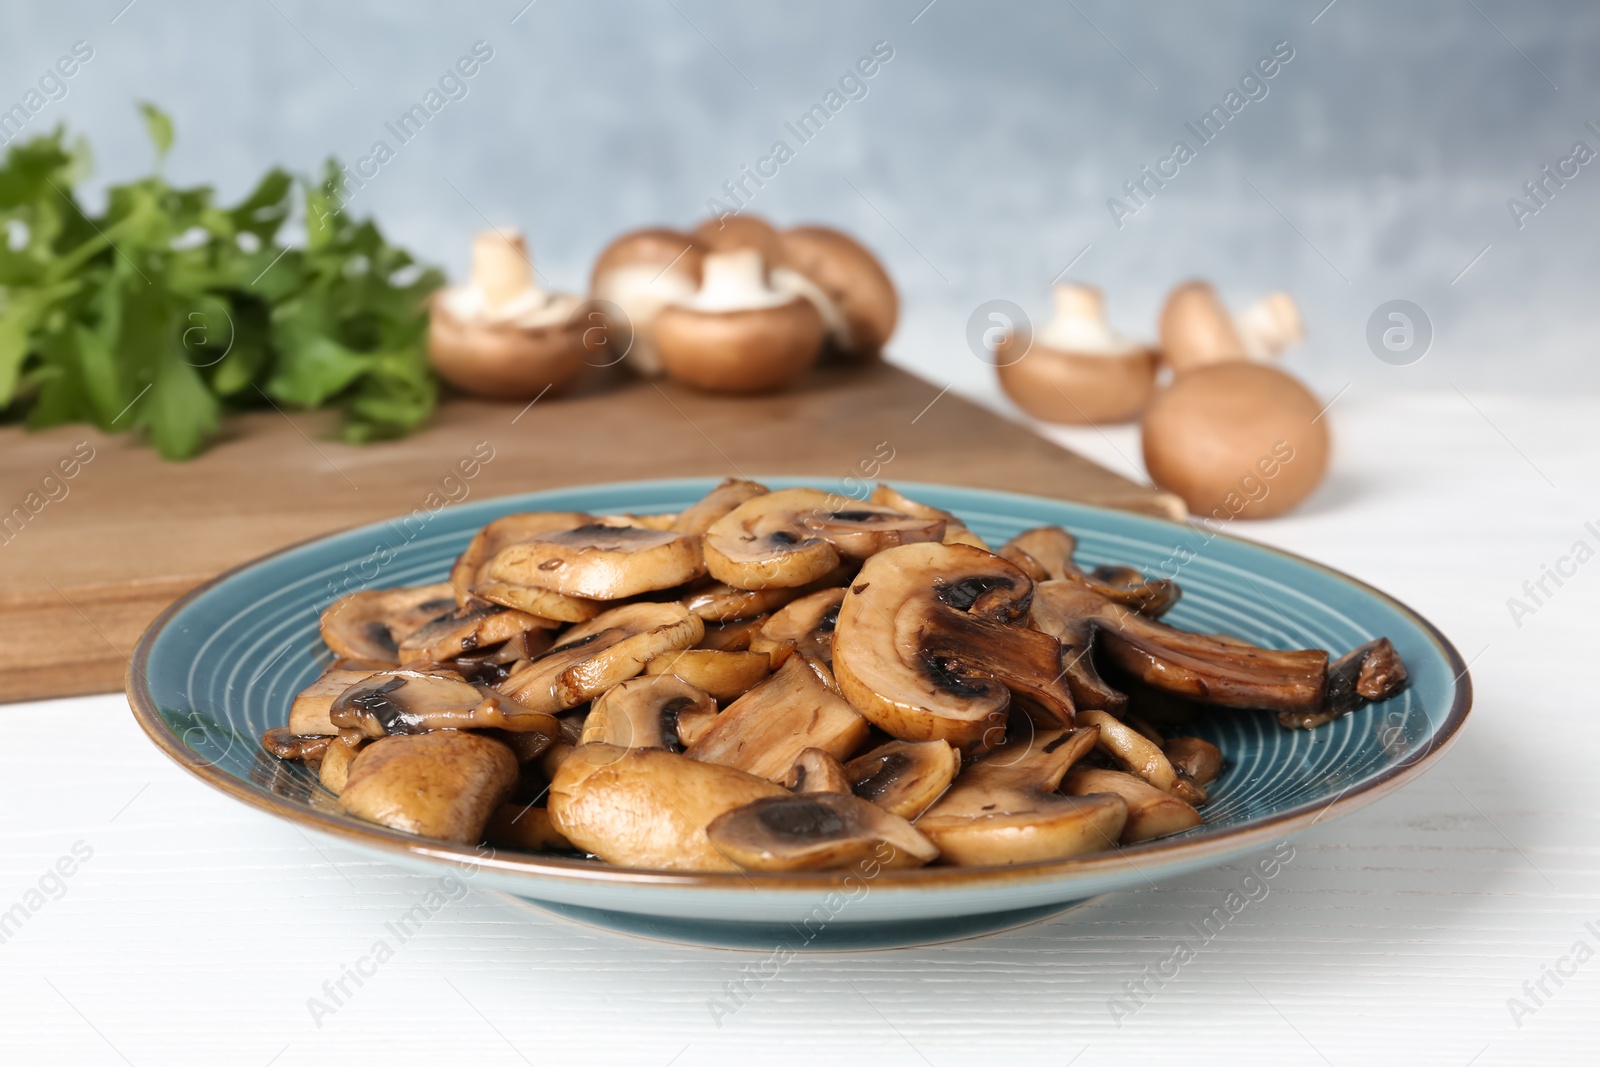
1063;765;1202;844
704;488;944;590
580;674;719;751
670;477;770;537
588;228;705;376
1000;526;1179;617
653;248;825;394
996;283;1159;425
1159;280;1304;374
844;739;959;820
832;542;1078;752
916;726;1129;865
548;744;787;871
690;214;786;261
685;653;869;782
642;649;772;702
748;587;844;667
339;730;519;844
706;792;937;872
870;484;989;549
319;583;458;664
772;225;898;361
289;659;391;735
498;602;704;713
329;668;563;739
1141;362;1330;520
428;231;589;399
448;511;594;606
484;523;706;599
784;748;852;794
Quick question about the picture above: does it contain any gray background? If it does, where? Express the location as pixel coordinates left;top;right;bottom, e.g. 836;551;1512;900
5;0;1596;409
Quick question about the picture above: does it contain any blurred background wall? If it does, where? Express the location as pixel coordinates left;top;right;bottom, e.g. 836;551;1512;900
5;0;1595;410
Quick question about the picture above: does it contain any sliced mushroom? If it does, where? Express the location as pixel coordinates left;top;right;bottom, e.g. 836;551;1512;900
260;728;333;762
784;748;853;794
1027;592;1128;716
1075;709;1180;794
1283;636;1412;728
319;583;458;664
398;605;555;665
469;582;603;624
1164;736;1223;787
683;563;854;622
686;653;869;782
870;484;989;549
749;587;843;667
695;616;768;652
844;739;960;820
318;734;367;794
832;542;1077;752
498;602;704;713
916;726;1128;865
1000;526;1179;616
1063;765;1203;844
671;478;770;537
643;649;771;702
1034;580;1330;714
580;674;719;751
289;659;391;735
706;792;936;872
484;523;706;600
548;744;787;871
339;730;519;844
329;669;563;740
654;248;825;394
448;511;594;605
704;487;944;590
485;801;573;852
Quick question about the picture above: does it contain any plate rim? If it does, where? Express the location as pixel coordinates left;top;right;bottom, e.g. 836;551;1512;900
126;475;1473;895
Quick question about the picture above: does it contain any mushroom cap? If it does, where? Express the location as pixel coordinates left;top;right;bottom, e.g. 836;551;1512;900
1158;279;1248;373
581;673;719;751
997;334;1158;424
339;730;519;844
844;739;960;820
319;583;458;664
691;214;785;263
776;225;898;360
588;228;707;376
589;227;705;290
654;297;825;394
483;522;707;599
832;542;1077;752
428;290;590;400
706;792;938;872
329;667;561;738
548;744;787;871
1140;361;1330;519
784;747;853;794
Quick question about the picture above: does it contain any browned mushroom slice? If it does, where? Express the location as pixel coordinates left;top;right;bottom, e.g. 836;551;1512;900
643;649;771;702
832;542;1078;753
485;524;706;600
1164;736;1223;786
319;583;458;663
916;726;1127;865
681;563;854;623
704;488;945;590
750;587;843;667
260;728;333;762
844;739;960;819
485;802;573;851
1027;591;1128;715
498;602;704;713
1063;765;1203;844
329;668;563;740
470;581;604;624
685;653;869;782
289;659;391;735
1075;709;1180;794
695;615;768;651
1283;636;1412;728
670;478;771;536
595;512;678;531
1034;580;1329;714
1000;526;1179;616
448;511;594;604
339;731;519;844
319;734;368;794
580;674;719;751
548;744;787;871
871;483;989;549
783;747;852;794
398;604;555;665
706;792;938;872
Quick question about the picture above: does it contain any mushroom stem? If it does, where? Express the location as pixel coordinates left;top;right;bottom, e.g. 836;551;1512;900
472;231;537;311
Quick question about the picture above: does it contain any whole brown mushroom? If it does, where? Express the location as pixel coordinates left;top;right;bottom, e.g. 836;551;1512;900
996;283;1158;424
774;226;898;360
588;228;704;377
1159;280;1304;374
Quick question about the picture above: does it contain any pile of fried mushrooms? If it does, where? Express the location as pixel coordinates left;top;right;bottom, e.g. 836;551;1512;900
262;480;1409;873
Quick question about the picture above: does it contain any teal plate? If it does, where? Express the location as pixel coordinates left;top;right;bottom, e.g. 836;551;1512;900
129;478;1471;949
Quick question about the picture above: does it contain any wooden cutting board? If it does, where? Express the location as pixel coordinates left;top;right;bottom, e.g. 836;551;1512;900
0;361;1180;704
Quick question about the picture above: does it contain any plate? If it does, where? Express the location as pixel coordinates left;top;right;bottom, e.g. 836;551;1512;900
128;478;1471;949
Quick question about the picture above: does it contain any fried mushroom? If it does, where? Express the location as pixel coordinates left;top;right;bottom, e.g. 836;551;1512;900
1063;765;1203;844
485;523;706;600
844;739;960;820
319;583;458;664
783;747;853;794
706;793;937;872
642;649;771;702
339;730;519;844
448;512;593;605
498;602;704;713
580;674;719;751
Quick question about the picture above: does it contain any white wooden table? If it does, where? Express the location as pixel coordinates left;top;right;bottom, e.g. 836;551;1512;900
3;390;1596;1066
